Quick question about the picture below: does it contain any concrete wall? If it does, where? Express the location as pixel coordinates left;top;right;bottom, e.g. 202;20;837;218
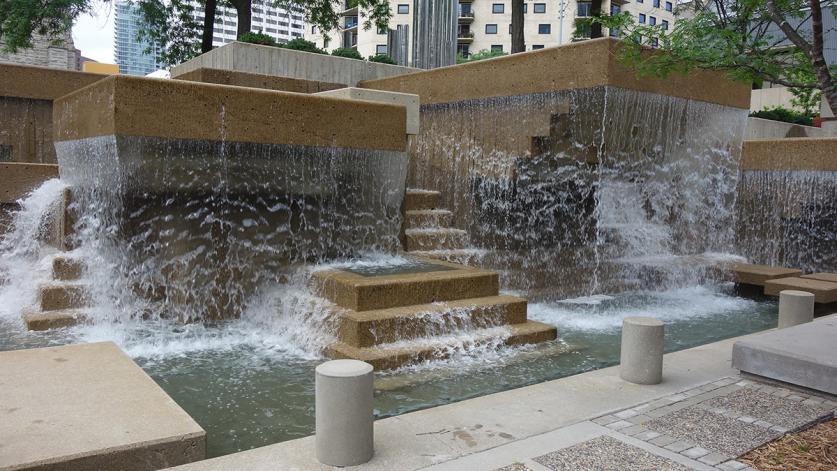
0;63;107;164
175;68;345;93
0;162;60;235
746;117;826;139
741;138;837;171
359;38;751;109
750;87;800;113
171;42;420;87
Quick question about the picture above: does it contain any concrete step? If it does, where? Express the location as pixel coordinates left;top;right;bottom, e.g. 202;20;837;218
326;320;558;370
729;263;802;286
310;259;499;311
764;277;837;304
408;249;484;266
22;306;88;331
52;256;84;281
404;209;452;229
405;228;469;251
405;189;441;210
38;282;91;311
336;295;527;347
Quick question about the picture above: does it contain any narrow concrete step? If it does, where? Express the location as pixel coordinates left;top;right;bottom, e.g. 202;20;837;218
729;263;802;286
310;260;499;311
22;306;87;331
404;209;452;229
764;277;837;304
408;249;484;266
405;228;469;251
405;189;441;210
326;320;558;370
337;295;527;347
52;256;84;281
801;272;837;283
38;282;91;311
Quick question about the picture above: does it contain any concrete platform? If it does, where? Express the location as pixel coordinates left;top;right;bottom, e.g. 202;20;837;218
21;306;87;330
763;277;837;303
801;272;837;283
732;314;837;395
0;342;205;470
729;263;802;287
404;189;441;210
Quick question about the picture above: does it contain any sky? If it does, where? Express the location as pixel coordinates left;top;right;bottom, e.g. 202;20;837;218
72;4;116;63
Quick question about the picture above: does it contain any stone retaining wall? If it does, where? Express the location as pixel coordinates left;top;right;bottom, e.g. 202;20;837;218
174;68;345;94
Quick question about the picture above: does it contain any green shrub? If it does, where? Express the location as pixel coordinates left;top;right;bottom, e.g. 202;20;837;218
331;47;364;60
238;32;277;47
281;38;328;54
456;49;507;64
750;106;814;126
368;54;396;64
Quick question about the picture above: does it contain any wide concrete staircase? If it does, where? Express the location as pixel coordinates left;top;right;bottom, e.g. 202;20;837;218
22;255;90;330
310;259;557;370
403;189;482;266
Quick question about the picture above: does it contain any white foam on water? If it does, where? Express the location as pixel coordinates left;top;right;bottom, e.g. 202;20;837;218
557;294;615;305
529;285;758;331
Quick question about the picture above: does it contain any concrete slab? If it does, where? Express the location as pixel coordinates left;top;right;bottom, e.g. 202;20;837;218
801;272;837;283
763;277;837;303
0;342;205;470
732;314;837;395
729;263;802;287
315;87;420;135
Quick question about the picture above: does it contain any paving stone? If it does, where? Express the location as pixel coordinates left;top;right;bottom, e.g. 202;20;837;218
769;425;789;433
633;430;661;441
645;405;780;456
627;414;651;425
532;435;689;471
786;395;805;402
494;463;532;471
615;409;639;419
701;388;833;429
592;415;619;426
663;440;693;453
619;424;647;436
771;389;791;398
666;394;688;402
717;460;748;470
698;452;729;466
753;420;772;429
682;446;711;459
606;420;633;430
802;398;825;407
649;435;678;447
738;416;756;424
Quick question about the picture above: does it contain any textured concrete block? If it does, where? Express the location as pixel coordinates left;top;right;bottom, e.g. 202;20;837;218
732;314;837;395
764;277;837;304
175;67;345;93
0;342;205;470
741;138;837;171
0;162;59;203
316;87;420;135
730;263;802;287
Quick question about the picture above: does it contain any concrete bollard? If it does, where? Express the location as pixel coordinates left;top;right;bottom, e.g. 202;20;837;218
778;290;815;329
315;359;374;467
620;316;665;385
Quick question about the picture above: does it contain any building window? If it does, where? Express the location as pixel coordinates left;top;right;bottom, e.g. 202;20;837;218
523;3;527;12
665;1;673;10
533;3;546;13
311;25;317;33
492;3;504;13
457;44;470;57
662;19;669;30
649;16;656;25
652;37;659;47
577;2;591;16
460;3;472;14
485;24;498;34
376;44;388;54
509;23;513;33
491;44;504;52
397;4;409;14
653;0;660;6
638;13;646;23
532;44;544;49
538;24;551;34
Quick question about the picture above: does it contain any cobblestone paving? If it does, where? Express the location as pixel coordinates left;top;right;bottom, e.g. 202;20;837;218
533;435;689;471
593;377;837;470
493;463;532;471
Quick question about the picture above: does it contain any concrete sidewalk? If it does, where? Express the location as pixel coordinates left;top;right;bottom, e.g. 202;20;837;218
169;331;774;470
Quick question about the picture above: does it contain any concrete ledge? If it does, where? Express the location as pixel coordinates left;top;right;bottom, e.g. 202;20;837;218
745;117;826;139
359;38;750;108
764;277;837;304
0;63;107;101
729;263;802;286
174;67;345;93
732;314;837;395
741;138;837;171
315;87;420;135
171;42;419;87
0;342;205;470
53;75;407;152
0;162;59;203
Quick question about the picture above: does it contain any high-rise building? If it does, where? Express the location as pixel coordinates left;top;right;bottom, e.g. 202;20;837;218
114;0;165;75
0;30;81;70
306;0;682;66
188;0;306;47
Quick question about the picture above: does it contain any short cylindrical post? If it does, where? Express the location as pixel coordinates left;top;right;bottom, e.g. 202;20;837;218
620;316;664;385
778;290;815;329
315;359;374;466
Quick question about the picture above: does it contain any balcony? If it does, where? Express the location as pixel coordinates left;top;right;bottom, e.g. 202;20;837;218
343;16;358;31
458;11;475;23
457;30;474;43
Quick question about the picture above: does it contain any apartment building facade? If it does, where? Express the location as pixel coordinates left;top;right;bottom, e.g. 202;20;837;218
307;0;680;65
187;0;306;48
114;0;165;75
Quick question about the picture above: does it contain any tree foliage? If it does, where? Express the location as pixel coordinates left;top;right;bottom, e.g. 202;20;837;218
331;46;363;59
586;0;837;114
456;48;508;64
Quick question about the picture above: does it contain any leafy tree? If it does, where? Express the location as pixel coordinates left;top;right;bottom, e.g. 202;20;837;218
368;53;396;64
751;105;814;125
136;0;201;66
331;46;363;59
456;48;508;64
280;37;327;54
238;31;278;46
585;0;837;115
